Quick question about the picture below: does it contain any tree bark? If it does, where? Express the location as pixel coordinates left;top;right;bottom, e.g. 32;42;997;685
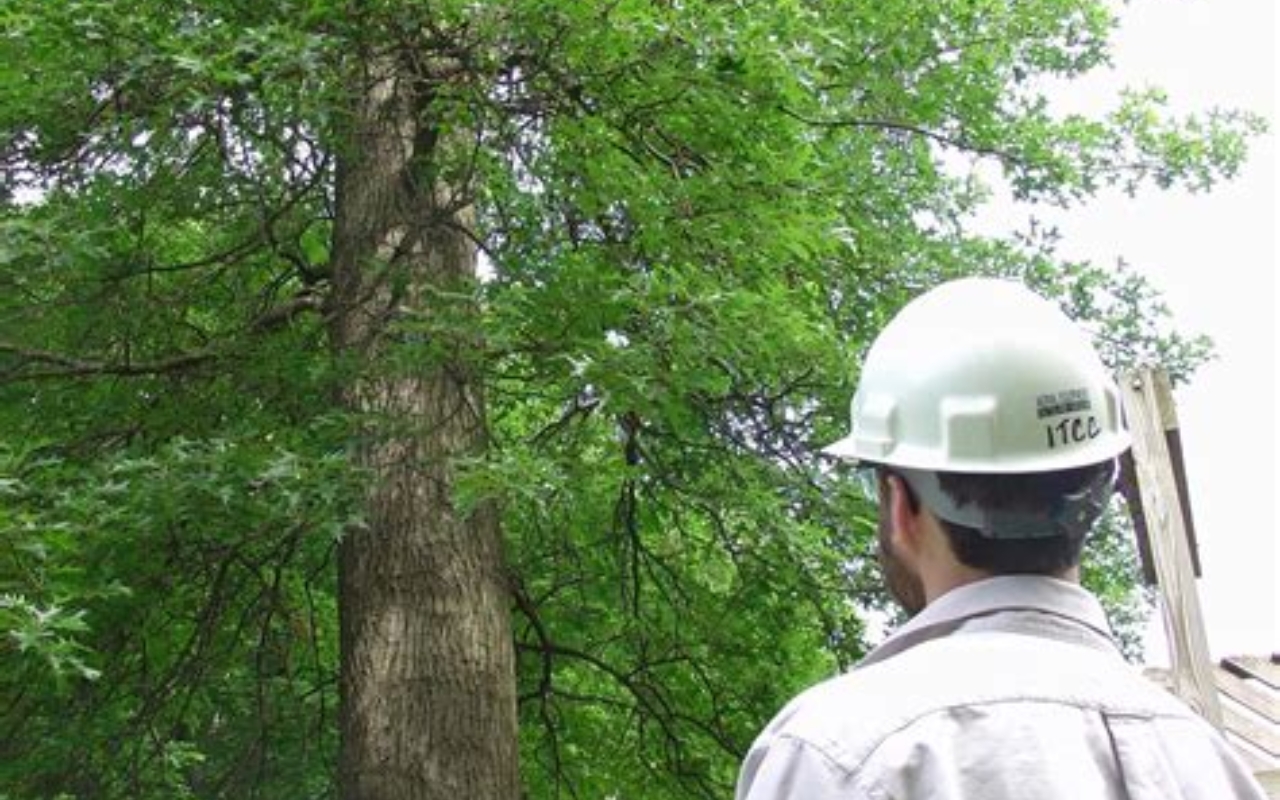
328;49;519;800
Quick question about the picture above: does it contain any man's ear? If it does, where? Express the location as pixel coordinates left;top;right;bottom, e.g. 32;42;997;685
884;473;922;554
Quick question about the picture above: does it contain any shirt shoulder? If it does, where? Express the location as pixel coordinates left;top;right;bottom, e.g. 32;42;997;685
738;631;1272;800
743;630;1202;791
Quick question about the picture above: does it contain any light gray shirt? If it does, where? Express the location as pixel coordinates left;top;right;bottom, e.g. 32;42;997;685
737;576;1266;799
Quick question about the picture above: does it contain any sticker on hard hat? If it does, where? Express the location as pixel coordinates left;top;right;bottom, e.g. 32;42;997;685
1036;388;1092;419
1046;416;1102;449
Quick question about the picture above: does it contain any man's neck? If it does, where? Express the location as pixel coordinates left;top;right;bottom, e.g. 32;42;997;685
923;565;1080;606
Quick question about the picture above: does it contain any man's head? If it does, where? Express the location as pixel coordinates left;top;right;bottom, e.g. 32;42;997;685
824;278;1131;613
866;459;1116;614
930;461;1116;574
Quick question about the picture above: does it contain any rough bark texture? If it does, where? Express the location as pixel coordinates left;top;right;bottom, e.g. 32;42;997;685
328;50;520;800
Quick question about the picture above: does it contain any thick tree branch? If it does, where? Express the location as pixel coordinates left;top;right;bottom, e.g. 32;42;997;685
0;339;217;381
0;291;323;384
779;106;1026;165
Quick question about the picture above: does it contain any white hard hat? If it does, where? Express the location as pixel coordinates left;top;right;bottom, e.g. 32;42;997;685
823;277;1130;473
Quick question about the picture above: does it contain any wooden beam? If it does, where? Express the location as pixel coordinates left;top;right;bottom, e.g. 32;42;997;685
1117;395;1204;583
1120;368;1223;728
1117;450;1157;585
1163;424;1204;576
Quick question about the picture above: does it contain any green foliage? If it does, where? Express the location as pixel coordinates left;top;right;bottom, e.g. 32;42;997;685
0;0;1262;797
0;434;354;799
1080;501;1153;663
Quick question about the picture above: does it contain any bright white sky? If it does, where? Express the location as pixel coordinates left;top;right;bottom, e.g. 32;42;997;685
975;0;1277;660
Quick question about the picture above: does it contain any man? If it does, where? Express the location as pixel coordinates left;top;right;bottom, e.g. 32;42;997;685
736;278;1266;799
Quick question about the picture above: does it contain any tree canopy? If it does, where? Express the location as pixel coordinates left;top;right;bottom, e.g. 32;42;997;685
0;0;1263;798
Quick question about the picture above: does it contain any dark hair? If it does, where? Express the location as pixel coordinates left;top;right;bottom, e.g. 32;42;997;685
929;462;1115;575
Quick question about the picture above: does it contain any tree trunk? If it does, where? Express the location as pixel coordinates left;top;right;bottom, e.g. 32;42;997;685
327;49;519;800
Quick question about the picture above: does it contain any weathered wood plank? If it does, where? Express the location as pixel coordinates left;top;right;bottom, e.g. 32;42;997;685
1217;665;1280;723
1227;740;1274;775
1121;368;1223;728
1255;769;1280;800
1223;704;1280;759
1225;655;1280;692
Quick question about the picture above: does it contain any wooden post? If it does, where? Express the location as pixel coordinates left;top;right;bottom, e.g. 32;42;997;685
1120;367;1224;728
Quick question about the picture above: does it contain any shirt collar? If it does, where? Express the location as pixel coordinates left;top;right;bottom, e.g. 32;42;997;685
858;575;1116;669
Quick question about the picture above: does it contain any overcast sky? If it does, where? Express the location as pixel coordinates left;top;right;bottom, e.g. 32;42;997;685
985;0;1277;659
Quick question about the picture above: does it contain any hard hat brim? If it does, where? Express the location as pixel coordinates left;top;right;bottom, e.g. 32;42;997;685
820;431;1131;473
820;435;864;463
